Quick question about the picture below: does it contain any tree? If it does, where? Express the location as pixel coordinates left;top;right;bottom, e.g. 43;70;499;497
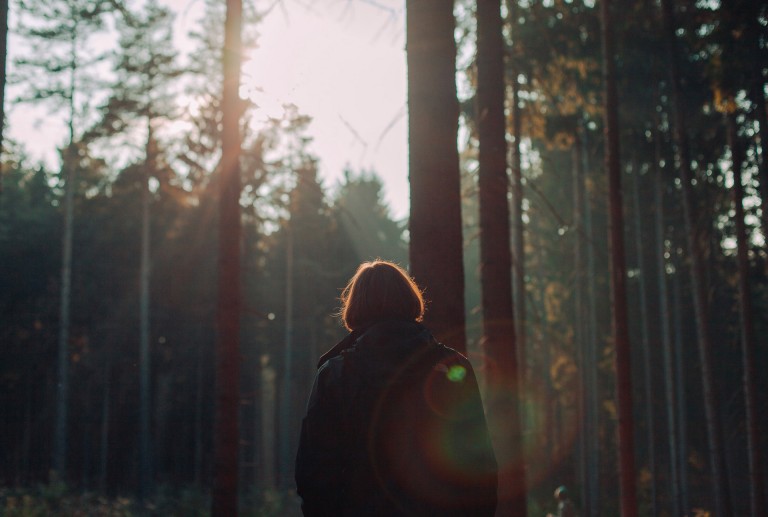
659;0;733;513
476;0;527;514
651;123;682;517
0;0;7;170
14;0;114;479
406;0;466;353
88;0;181;498
725;109;766;517
504;0;527;386
211;0;243;513
629;162;657;516
335;170;407;265
600;0;638;514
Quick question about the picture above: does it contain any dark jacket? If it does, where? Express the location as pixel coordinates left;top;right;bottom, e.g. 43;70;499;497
295;320;498;516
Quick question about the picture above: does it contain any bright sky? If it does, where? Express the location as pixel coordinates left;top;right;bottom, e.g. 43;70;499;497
7;0;410;219
238;0;409;218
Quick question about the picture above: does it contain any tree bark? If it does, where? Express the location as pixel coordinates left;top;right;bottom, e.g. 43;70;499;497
138;122;153;501
671;260;690;515
406;0;466;353
629;161;657;516
0;0;7;172
726;112;766;517
279;216;294;487
659;0;732;513
652;128;681;517
573;134;588;513
600;0;638;514
750;83;768;253
505;0;527;386
582;123;601;517
211;0;243;514
476;1;526;514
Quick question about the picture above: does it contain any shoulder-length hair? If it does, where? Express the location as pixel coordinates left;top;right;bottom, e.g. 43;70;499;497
340;260;425;331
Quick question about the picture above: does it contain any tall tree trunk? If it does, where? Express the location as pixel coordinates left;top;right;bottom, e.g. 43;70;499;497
0;0;7;175
749;83;768;256
505;0;527;385
194;328;204;488
260;356;277;490
659;0;732;513
138;123;153;501
629;161;657;516
99;362;111;493
212;0;243;513
600;0;638;514
406;0;466;353
53;151;75;481
53;22;80;482
582;123;601;517
652;127;681;517
671;260;690;514
573;135;588;512
726;112;766;517
279;218;294;487
476;1;526;515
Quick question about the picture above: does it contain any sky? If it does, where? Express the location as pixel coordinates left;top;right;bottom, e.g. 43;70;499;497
7;0;411;219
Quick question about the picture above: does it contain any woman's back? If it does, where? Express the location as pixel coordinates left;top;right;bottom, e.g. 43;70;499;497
296;320;497;516
295;261;497;516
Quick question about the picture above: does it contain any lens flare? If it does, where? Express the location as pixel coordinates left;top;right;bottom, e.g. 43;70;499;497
446;364;467;382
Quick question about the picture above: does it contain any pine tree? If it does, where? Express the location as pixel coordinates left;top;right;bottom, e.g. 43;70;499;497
476;0;527;514
88;1;181;497
211;0;243;513
600;0;638;513
406;0;466;353
14;0;114;480
659;0;733;513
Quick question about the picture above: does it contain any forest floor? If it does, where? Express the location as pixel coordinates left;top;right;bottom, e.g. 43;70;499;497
0;483;303;516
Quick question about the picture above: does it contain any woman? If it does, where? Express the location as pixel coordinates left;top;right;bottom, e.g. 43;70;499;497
295;260;497;516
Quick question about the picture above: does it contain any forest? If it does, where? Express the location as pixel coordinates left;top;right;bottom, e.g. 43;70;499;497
0;0;766;515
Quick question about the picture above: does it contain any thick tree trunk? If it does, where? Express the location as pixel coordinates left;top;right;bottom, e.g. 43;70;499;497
406;0;466;353
726;113;766;517
600;0;638;514
659;0;732;513
212;0;243;514
476;1;526;515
